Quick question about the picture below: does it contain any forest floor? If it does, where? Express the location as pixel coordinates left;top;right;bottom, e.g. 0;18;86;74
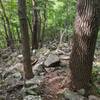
0;41;100;100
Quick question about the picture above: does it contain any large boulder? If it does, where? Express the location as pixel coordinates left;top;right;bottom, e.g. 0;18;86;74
44;54;60;67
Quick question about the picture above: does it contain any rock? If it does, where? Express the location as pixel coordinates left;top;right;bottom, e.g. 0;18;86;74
89;95;100;100
13;63;24;73
32;49;36;55
44;54;60;67
77;89;85;96
4;63;24;77
59;55;70;60
2;54;8;59
17;54;23;61
25;76;43;86
57;89;87;100
7;81;23;92
24;95;42;100
32;62;45;75
60;60;69;67
0;96;5;100
11;52;18;57
53;49;65;55
12;71;22;80
36;48;50;57
24;84;40;95
50;44;57;50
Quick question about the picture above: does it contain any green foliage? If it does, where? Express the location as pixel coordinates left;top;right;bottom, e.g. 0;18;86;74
0;0;76;48
92;63;100;94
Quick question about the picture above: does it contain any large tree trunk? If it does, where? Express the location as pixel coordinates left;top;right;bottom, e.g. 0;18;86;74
69;0;100;93
18;0;33;79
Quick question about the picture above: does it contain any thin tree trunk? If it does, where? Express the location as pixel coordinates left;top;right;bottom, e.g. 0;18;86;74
40;2;47;47
69;0;100;94
0;0;14;51
27;16;33;35
32;0;39;49
16;26;21;44
1;15;9;47
18;0;33;79
37;9;41;48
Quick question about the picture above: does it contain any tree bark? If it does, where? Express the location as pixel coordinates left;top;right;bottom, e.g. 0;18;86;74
69;0;100;93
18;0;33;79
31;0;39;49
40;1;47;47
32;9;39;49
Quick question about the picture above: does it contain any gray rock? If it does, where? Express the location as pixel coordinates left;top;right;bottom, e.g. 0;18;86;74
89;95;100;100
25;76;43;86
12;71;22;80
24;95;42;100
77;89;85;96
17;54;23;62
32;49;36;55
0;96;5;100
17;54;23;59
32;62;45;75
59;55;70;60
44;54;60;67
2;54;8;59
58;89;87;100
36;48;50;57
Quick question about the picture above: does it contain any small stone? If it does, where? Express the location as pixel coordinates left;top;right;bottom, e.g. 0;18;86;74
24;95;42;100
44;54;60;67
32;49;36;55
17;54;23;59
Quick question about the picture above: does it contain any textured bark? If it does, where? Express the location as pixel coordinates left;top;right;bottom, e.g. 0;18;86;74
32;0;39;49
69;0;100;92
18;0;33;79
32;9;39;49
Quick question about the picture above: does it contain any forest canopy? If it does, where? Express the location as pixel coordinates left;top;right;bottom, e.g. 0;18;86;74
0;0;77;48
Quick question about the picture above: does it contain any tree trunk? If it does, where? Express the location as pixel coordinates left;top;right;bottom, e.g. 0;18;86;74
0;0;14;51
18;0;33;79
32;9;38;49
1;15;9;46
37;9;41;48
40;1;47;47
32;0;39;49
16;26;21;44
69;0;100;93
27;16;33;35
